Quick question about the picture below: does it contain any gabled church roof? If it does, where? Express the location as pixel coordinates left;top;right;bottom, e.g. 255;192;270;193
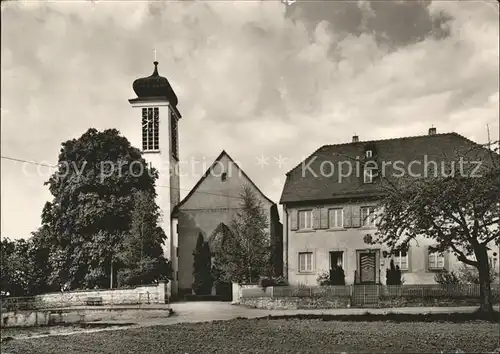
173;150;275;215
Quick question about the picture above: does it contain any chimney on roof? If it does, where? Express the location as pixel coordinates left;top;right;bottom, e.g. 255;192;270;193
352;135;359;143
428;127;437;135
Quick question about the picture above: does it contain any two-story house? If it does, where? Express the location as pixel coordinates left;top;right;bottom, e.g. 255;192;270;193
279;128;499;286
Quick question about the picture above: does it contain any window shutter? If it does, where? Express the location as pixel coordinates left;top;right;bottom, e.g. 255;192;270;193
424;246;429;272
313;208;321;229
290;209;298;231
344;206;352;228
407;246;412;273
444;250;450;270
320;208;329;229
352;206;361;228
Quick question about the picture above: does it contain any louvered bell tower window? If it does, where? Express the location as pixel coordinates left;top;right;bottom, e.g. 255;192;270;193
171;115;178;159
142;107;159;151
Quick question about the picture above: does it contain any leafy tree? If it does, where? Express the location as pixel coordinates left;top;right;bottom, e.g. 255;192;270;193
372;142;500;313
0;234;52;296
117;190;171;286
213;186;270;284
28;226;54;293
386;259;402;285
1;238;21;295
192;233;213;295
41;128;160;289
210;251;223;285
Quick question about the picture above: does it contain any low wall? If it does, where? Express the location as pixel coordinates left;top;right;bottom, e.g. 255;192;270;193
33;283;167;308
235;284;500;309
378;297;494;308
240;296;350;310
1;307;172;328
1;311;51;327
240;295;494;310
232;283;266;304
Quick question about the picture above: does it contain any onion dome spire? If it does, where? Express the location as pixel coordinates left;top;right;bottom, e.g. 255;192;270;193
132;60;178;106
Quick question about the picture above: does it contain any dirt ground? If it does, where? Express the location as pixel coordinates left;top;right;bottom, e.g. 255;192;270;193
2;317;499;354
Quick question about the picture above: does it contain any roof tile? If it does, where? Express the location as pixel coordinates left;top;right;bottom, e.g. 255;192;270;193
280;132;497;204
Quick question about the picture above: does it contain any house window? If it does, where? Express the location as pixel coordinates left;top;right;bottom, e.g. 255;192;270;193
221;172;227;182
330;251;343;269
142;107;160;151
361;206;377;227
328;208;343;228
364;168;375;183
428;248;445;270
298;210;313;230
365;150;373;158
393;250;408;270
298;252;313;272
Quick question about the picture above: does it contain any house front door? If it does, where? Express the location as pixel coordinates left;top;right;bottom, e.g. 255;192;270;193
359;252;376;284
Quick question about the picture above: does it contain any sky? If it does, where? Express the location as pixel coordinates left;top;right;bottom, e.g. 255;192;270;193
1;0;499;240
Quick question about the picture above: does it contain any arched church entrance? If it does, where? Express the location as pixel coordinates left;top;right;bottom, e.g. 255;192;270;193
208;222;233;302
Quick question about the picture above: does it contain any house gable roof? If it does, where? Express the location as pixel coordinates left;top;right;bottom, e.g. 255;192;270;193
280;132;497;204
175;150;275;212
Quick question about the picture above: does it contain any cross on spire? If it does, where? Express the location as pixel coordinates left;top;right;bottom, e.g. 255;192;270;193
153;48;157;62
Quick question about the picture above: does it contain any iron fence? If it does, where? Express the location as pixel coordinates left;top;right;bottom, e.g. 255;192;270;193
241;285;351;298
241;283;500;300
382;283;500;298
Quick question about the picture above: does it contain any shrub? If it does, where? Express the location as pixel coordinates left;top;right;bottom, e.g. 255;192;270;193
456;263;498;284
317;266;346;286
434;269;461;284
434;263;498;285
386;260;402;285
317;270;331;286
192;234;213;295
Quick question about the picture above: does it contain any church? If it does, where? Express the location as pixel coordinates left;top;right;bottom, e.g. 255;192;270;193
127;61;283;299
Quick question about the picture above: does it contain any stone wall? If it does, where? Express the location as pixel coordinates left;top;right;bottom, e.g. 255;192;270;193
232;283;266;304
378;296;495;308
1;311;51;327
31;283;167;308
240;296;351;310
240;295;496;310
1;307;173;328
236;283;500;309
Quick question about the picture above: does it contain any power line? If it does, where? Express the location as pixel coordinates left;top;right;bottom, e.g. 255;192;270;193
1;155;245;200
1;156;57;168
156;184;242;200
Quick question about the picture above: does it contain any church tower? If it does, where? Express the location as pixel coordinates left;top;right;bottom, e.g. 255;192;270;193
129;60;181;296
